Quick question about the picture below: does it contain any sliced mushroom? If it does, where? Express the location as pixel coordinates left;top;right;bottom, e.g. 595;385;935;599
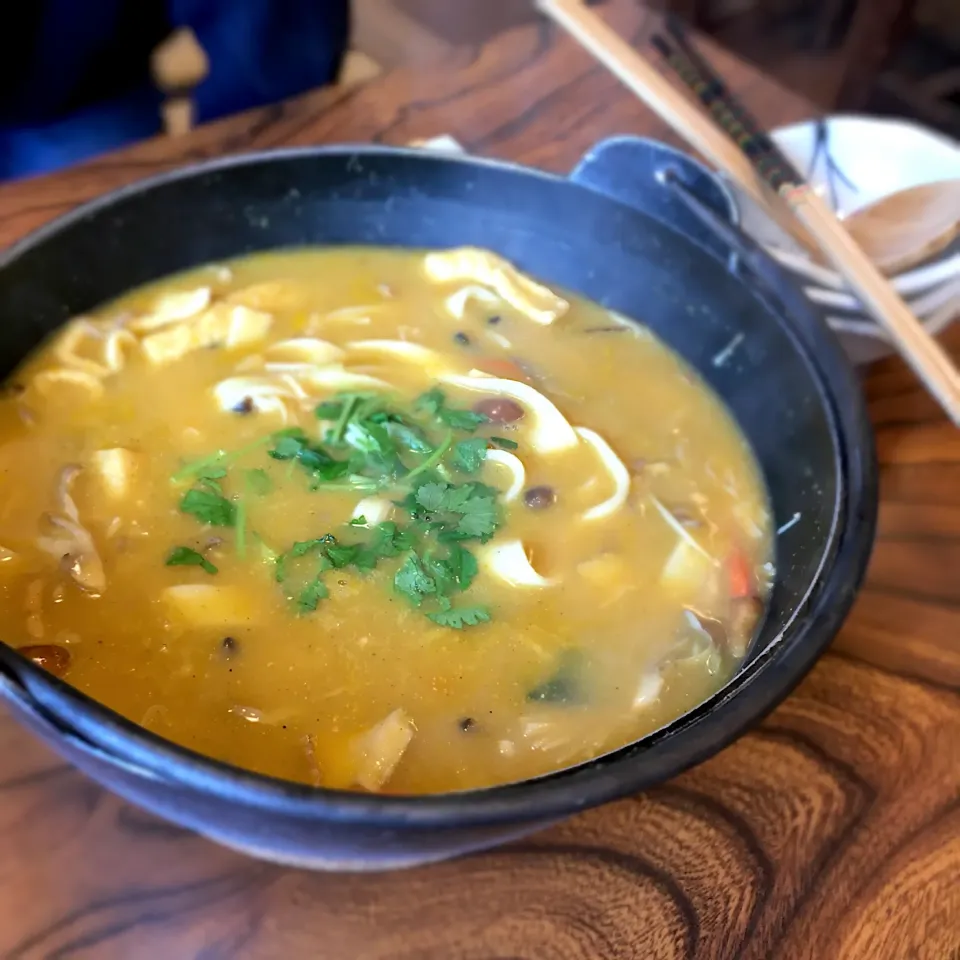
36;466;106;594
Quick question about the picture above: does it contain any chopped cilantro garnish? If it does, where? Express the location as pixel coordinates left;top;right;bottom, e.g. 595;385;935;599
441;407;488;431
245;468;272;495
349;515;367;526
386;421;432;454
489;436;519;450
370;521;414;557
393;552;437;606
325;543;361;568
180;488;236;527
298;576;329;613
415;388;487;432
404;430;453;483
274;536;335;583
427;605;491;629
446;543;478;591
451;437;489;473
314;400;344;420
165;546;218;575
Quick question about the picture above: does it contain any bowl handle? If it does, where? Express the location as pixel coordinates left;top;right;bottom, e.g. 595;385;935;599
569;135;740;260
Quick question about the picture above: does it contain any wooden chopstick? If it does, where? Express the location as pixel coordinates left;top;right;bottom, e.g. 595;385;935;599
536;0;960;426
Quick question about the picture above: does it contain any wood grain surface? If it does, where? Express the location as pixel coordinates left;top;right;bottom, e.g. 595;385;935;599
0;3;958;957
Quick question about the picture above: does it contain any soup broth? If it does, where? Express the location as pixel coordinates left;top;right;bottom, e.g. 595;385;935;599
0;247;771;793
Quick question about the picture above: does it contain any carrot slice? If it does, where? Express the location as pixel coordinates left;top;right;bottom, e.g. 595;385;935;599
727;547;753;600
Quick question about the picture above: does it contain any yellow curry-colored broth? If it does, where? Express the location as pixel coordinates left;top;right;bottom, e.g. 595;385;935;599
0;248;771;793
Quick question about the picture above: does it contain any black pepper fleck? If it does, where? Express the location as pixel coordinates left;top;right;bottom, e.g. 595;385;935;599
458;717;477;732
453;331;471;346
221;636;239;656
232;396;254;415
487;315;502;325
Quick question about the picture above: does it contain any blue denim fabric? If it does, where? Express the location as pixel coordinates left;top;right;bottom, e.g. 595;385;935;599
0;0;348;180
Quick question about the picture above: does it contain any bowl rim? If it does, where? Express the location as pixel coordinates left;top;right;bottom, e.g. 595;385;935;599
0;143;879;828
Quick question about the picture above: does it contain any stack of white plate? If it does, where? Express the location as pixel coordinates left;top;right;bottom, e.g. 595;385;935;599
730;115;960;365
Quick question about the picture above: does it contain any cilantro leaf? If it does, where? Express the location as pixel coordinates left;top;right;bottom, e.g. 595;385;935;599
414;482;450;513
386;421;432;455
427;605;491;629
197;465;227;481
394;552;436;606
454;495;497;540
440;407;487;431
349;516;367;526
180;488;236;527
415;388;487;432
325;543;361;568
446;543;478;591
415;388;445;417
165;546;218;575
370;521;414;557
489;436;519;450
298;576;329;613
451;437;488;473
314;400;344;420
275;536;335;582
245;467;272;495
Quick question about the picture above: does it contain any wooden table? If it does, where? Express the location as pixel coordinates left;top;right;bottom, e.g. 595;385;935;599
1;3;958;957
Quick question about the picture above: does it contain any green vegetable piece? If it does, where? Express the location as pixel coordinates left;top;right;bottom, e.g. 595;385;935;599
165;546;218;575
394;552;436;606
298;576;329;613
427;605;491;629
314;400;344;420
489;436;519;450
415;387;487;432
180;488;236;527
451;437;489;473
349;516;367;526
245;468;272;495
526;650;584;704
325;543;361;568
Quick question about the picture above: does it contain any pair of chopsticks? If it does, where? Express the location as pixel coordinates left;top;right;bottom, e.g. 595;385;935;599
537;0;960;426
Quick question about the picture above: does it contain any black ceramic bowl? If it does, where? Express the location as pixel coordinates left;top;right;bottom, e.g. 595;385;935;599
0;139;876;870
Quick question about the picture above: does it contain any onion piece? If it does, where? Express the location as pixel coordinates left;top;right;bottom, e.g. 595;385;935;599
484;449;525;501
439;372;577;453
575;427;631;521
351;497;393;526
477;539;555;588
161;584;258;627
423;248;568;325
351;708;415;792
632;670;664;710
346;340;451;376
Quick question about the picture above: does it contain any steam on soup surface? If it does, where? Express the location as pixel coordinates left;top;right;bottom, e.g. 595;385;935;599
0;247;772;794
